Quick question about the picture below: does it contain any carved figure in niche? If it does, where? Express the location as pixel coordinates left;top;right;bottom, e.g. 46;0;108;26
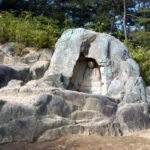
68;56;103;94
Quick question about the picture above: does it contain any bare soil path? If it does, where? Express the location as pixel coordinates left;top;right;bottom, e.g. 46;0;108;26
1;129;150;150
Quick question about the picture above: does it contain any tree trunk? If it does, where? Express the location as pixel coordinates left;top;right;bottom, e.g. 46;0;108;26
111;0;115;33
123;0;128;39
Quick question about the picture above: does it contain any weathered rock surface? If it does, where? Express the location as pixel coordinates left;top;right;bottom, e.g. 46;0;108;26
0;85;149;143
0;65;17;87
48;28;147;103
0;47;53;83
147;87;150;103
0;42;17;55
0;29;150;144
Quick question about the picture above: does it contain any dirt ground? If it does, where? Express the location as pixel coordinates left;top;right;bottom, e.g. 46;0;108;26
1;129;150;150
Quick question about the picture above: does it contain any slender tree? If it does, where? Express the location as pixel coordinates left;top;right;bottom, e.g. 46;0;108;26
123;0;128;39
111;0;115;33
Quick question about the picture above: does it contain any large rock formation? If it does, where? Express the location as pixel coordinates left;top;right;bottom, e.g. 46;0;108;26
0;28;150;144
47;28;147;103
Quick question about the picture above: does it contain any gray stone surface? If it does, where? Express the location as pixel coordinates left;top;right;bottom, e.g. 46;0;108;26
116;102;150;134
0;87;149;143
0;65;17;87
0;46;53;82
20;52;40;65
147;87;150;104
0;42;17;55
0;29;150;144
30;61;49;80
48;28;147;103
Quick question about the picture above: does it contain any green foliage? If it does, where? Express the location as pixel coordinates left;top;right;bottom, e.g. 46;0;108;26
0;11;65;49
130;31;150;49
86;22;109;33
136;7;150;31
124;40;150;85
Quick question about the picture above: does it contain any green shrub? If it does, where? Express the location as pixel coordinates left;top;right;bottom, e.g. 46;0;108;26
124;40;150;86
0;11;64;49
130;31;150;50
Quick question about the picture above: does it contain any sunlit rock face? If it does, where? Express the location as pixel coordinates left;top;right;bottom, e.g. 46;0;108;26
48;28;147;102
0;29;149;144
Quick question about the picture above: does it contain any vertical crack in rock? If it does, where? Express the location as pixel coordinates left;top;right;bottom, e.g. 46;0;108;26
80;34;97;56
